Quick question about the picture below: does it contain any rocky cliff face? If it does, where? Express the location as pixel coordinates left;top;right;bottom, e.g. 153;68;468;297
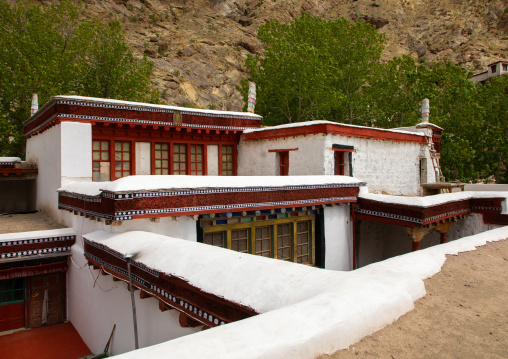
58;0;508;110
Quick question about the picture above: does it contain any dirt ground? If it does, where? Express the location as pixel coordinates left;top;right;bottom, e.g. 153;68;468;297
319;239;508;359
0;212;65;234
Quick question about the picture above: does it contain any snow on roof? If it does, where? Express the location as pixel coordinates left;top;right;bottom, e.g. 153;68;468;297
54;95;262;119
359;187;508;213
112;226;508;359
0;157;21;163
59;175;365;196
0;228;75;243
243;120;426;137
84;230;342;314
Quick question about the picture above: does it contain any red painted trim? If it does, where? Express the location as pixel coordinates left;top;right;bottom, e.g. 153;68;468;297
233;144;238;176
218;145;223;176
411;241;420;251
203;144;208;176
268;148;298;153
0;261;68;281
0;168;38;176
243;123;427;144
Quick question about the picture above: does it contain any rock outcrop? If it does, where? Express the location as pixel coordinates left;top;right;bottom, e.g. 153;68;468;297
41;0;508;111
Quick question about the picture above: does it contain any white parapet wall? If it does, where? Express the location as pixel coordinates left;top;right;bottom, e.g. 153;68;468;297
111;226;508;359
26;122;92;221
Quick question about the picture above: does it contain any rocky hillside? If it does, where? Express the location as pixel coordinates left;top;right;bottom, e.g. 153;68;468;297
53;0;508;111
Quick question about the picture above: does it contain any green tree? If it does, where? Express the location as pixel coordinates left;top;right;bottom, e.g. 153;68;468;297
245;13;385;126
0;0;159;158
366;56;434;128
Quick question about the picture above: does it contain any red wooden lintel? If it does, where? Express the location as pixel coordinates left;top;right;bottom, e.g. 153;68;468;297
268;148;298;153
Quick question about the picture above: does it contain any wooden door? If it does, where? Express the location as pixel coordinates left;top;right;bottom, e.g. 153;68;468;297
26;272;66;328
335;152;345;175
279;152;289;176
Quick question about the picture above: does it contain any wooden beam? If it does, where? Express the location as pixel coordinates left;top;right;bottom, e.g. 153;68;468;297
159;300;169;312
179;313;201;328
140;291;152;300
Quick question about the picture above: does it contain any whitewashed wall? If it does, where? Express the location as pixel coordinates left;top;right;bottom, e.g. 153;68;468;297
237;134;327;176
26;122;92;220
67;246;195;356
63;212;198;355
324;205;353;271
238;132;432;196
324;134;433;196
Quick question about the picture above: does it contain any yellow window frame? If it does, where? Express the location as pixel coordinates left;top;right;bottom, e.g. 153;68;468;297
202;215;315;265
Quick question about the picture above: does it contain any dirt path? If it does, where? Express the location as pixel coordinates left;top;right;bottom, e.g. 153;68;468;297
0;212;65;234
319;239;508;359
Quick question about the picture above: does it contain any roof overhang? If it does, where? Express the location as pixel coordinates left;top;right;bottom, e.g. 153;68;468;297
355;192;508;227
24;96;262;138
58;176;365;222
243;121;427;144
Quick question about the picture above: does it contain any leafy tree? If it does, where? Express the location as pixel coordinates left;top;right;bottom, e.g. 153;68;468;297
0;0;159;158
245;13;385;126
365;56;434;128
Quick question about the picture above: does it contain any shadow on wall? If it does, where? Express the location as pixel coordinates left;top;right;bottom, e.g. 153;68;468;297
0;179;37;214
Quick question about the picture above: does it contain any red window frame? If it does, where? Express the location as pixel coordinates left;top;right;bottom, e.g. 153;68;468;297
92;140;110;182
173;143;187;175
154;143;170;175
190;144;204;176
220;145;234;176
114;141;132;179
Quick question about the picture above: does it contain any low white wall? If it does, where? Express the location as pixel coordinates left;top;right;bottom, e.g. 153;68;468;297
110;227;508;359
237;135;327;176
465;184;508;192
324;205;353;271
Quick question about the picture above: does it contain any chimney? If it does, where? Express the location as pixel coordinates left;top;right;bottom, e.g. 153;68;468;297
247;82;256;113
31;94;39;116
421;98;429;123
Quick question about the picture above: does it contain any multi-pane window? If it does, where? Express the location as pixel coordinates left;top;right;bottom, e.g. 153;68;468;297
231;229;249;253
154;143;169;175
0;278;24;304
203;232;225;248
276;223;292;261
173;144;187;175
296;221;311;264
202;216;314;265
221;145;234;175
92;140;110;182
255;226;271;258
190;144;204;175
114;141;131;179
